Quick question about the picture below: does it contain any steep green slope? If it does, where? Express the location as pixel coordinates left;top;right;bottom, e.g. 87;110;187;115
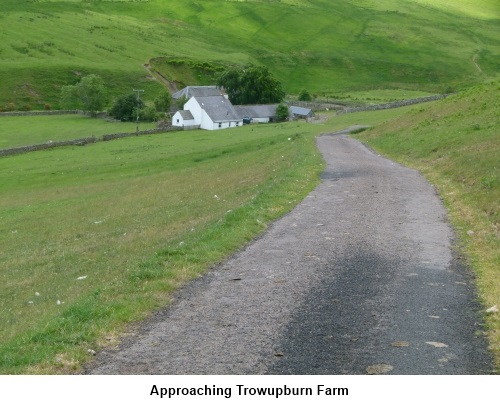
0;0;498;109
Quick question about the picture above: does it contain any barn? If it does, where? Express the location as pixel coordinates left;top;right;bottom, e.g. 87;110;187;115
290;105;314;120
233;104;278;124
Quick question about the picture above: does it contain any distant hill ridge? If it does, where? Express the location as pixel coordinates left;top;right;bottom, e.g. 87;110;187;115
0;0;498;109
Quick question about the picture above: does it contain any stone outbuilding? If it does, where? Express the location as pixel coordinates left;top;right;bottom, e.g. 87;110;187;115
290;105;314;120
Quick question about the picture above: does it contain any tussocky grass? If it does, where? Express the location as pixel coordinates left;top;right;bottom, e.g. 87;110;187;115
353;82;500;372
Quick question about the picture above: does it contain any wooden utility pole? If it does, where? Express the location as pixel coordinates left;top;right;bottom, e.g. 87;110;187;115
133;89;144;135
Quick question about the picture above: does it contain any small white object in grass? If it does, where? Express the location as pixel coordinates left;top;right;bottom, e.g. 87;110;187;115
35;292;40;297
77;276;87;280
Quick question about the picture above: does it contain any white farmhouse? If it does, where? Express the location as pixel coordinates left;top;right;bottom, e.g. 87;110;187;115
173;95;243;130
172;86;280;130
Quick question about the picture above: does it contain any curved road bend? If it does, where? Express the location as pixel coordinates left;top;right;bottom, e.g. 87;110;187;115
87;128;493;375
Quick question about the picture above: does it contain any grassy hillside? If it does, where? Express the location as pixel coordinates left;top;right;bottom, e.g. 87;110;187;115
353;82;500;371
0;0;498;109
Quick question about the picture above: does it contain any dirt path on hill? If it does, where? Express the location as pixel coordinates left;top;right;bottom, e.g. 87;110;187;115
472;55;483;73
86;128;493;375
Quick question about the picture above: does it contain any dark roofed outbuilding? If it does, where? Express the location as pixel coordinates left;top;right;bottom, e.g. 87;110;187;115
172;86;223;100
234;104;278;123
290;106;314;120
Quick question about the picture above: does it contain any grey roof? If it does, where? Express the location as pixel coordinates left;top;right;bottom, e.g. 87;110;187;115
234;104;278;119
172;86;222;99
290;106;313;116
196;96;242;122
178;110;194;120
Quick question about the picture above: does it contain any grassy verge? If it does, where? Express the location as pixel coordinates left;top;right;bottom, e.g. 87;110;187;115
352;82;500;371
0;121;327;374
0;115;156;149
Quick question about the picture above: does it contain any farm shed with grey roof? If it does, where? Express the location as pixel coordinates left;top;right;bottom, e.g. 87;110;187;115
234;104;278;123
172;86;223;100
290;105;314;119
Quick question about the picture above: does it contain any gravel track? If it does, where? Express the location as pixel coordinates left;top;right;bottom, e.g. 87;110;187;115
86;128;492;375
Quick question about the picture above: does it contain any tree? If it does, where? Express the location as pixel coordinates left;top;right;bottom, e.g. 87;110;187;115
298;89;312;101
109;93;144;122
154;91;172;112
139;105;160;122
60;74;108;116
175;95;188;110
216;64;285;105
275;103;289;121
109;93;160;122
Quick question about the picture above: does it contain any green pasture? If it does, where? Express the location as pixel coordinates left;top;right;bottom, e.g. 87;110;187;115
0;108;384;374
353;82;500;371
1;0;498;109
0;115;156;149
0;120;330;374
1;87;499;372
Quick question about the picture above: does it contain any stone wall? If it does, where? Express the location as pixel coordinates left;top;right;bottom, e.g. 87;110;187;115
0;110;82;117
102;128;180;141
288;101;345;111
337;94;447;115
0;129;182;157
0;112;181;157
0;137;97;157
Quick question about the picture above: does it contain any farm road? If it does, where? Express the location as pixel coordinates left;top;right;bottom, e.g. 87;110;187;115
87;128;492;374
